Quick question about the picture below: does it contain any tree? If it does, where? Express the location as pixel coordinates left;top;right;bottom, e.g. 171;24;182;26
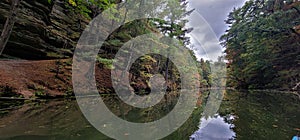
199;58;211;87
151;0;194;85
221;0;300;90
0;0;22;55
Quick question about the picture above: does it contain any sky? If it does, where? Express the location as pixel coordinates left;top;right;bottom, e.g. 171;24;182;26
187;0;247;61
190;115;236;139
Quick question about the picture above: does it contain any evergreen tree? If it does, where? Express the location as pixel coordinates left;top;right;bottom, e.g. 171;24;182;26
221;0;300;90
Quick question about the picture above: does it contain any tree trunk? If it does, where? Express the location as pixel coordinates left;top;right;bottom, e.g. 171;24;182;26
165;51;170;86
0;0;22;55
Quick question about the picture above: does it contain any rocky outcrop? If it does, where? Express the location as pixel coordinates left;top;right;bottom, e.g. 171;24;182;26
0;0;88;59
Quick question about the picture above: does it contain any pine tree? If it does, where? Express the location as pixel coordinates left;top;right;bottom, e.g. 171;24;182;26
221;0;300;90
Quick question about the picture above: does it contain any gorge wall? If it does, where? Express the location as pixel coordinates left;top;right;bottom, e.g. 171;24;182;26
0;0;88;59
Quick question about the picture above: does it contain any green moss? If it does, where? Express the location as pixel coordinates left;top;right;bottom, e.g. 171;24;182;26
47;52;64;58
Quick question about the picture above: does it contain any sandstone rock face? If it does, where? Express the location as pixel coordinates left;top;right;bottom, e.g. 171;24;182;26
0;0;88;59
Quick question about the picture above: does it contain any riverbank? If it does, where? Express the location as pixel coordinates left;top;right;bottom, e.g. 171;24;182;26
0;59;113;98
0;59;298;99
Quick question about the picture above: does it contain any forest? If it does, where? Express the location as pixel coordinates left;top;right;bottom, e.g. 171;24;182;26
0;0;299;140
221;0;300;91
0;0;298;97
0;0;202;97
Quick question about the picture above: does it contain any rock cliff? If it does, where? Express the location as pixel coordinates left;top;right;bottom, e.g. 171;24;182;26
0;0;88;59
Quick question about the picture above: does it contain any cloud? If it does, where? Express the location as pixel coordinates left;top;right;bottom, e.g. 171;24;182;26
186;0;246;61
190;116;236;140
189;0;246;37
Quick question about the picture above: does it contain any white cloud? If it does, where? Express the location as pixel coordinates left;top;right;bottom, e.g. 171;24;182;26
186;0;247;61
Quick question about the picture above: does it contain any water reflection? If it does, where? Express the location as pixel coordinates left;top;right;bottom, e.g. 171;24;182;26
0;90;299;140
190;90;300;140
190;115;235;140
0;91;201;140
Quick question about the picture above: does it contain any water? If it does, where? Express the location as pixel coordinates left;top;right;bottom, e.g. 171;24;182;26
190;115;236;140
0;90;299;140
191;90;300;140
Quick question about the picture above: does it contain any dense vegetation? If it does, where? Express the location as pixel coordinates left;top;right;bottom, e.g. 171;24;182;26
1;0;300;139
0;0;206;97
221;0;300;91
93;0;198;92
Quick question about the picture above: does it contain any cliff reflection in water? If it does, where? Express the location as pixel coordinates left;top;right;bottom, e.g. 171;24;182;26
0;90;202;140
0;90;299;140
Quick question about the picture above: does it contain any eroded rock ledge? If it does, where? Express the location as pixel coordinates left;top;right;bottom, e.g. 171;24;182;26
0;0;88;59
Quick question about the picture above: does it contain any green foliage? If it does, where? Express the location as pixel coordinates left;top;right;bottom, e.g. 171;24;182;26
47;0;117;19
27;83;49;98
97;0;197;91
34;90;46;97
199;58;212;87
34;86;47;97
65;87;74;96
221;0;300;90
96;56;115;69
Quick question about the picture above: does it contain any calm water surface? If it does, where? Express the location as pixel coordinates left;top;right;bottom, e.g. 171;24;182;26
0;90;299;140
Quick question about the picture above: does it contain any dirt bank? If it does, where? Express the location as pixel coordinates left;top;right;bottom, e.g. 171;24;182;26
0;59;113;98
